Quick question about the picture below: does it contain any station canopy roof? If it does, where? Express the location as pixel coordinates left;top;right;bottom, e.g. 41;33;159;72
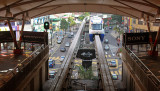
0;0;159;22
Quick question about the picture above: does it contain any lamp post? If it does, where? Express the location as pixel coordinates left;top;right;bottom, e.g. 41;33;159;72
50;29;53;45
68;22;70;33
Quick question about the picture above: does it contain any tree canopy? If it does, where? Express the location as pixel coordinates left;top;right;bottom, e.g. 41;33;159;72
60;18;68;30
68;17;76;27
78;12;90;21
111;15;122;24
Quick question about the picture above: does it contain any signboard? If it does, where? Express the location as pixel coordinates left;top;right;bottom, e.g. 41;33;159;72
0;31;15;42
22;31;48;44
76;49;96;60
0;31;48;44
123;32;160;45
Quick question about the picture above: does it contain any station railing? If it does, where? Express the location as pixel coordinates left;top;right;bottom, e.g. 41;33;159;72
0;45;49;90
122;46;160;91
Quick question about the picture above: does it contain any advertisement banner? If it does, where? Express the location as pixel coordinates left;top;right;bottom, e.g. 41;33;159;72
123;32;160;45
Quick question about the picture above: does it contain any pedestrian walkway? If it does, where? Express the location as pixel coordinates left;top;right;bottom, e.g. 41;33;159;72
0;49;34;88
110;30;122;41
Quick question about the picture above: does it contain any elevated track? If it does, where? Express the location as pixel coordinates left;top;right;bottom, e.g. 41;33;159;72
49;18;115;91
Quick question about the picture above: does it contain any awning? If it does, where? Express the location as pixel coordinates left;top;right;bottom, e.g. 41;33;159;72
0;0;159;22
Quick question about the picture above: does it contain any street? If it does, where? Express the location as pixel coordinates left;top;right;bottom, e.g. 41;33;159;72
48;28;123;83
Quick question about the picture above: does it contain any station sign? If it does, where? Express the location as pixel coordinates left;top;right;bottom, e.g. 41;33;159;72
0;31;48;44
123;32;160;45
0;31;15;42
76;49;96;60
22;31;48;44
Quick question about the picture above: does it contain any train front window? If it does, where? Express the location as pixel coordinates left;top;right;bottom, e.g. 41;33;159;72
92;24;102;30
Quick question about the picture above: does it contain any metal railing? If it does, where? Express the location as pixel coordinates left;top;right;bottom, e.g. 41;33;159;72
0;45;49;91
122;46;160;91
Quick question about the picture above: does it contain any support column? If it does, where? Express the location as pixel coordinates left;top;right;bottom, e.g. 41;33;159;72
7;19;19;49
146;16;153;51
152;27;160;56
18;14;25;48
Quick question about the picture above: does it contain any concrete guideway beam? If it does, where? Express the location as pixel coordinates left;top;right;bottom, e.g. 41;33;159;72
94;35;115;91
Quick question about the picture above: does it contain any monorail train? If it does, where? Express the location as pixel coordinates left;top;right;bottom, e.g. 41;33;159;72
89;16;105;42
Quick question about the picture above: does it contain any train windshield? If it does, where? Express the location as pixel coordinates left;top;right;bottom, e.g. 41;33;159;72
92;24;102;30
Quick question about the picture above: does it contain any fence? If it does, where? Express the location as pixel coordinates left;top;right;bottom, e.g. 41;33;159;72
122;47;160;90
0;45;49;90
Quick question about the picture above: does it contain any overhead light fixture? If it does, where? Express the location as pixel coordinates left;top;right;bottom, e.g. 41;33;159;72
5;7;13;17
25;12;30;21
140;13;145;21
155;14;160;20
154;9;160;21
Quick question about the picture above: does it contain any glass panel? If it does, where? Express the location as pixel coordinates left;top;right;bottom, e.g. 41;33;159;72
92;24;102;30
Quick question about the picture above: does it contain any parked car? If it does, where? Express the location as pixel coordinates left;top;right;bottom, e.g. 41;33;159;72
109;26;112;29
68;34;72;38
60;47;66;52
49;59;55;68
65;42;70;47
105;27;108;33
105;52;108;55
104;45;109;51
49;70;56;78
104;39;109;44
57;39;62;44
59;36;64;39
112;74;118;80
60;56;65;62
109;60;116;67
71;32;74;36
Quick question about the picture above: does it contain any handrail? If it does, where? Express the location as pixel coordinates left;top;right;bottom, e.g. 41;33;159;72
0;45;48;89
123;46;160;89
126;47;151;73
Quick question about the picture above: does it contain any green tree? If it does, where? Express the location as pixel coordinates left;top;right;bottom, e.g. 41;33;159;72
68;17;76;27
60;18;68;31
111;15;122;24
77;65;94;79
78;12;90;21
68;17;76;32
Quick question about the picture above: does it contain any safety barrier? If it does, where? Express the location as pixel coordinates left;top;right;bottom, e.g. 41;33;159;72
122;47;160;90
0;45;49;90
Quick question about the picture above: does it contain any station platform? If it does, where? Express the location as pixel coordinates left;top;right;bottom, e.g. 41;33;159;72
0;49;33;87
135;52;160;80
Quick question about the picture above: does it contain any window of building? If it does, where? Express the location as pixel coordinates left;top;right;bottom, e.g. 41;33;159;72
138;21;143;25
153;23;160;26
133;19;136;24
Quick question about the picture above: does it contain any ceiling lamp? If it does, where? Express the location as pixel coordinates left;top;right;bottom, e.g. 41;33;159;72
25;12;30;21
5;7;13;17
155;9;160;21
155;14;160;21
140;13;145;21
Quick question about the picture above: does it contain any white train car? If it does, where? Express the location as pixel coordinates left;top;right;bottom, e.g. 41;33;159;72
89;16;104;42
